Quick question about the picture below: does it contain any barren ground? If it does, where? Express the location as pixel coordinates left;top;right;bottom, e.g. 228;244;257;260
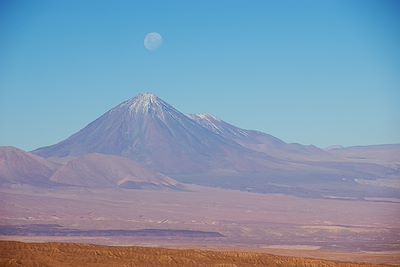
0;241;393;267
0;185;399;265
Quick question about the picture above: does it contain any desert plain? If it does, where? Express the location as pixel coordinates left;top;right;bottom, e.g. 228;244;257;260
1;184;399;265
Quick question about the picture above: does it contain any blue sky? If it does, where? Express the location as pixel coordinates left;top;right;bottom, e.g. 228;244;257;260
0;0;399;150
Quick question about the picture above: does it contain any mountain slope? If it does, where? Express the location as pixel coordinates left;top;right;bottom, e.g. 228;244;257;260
189;113;333;161
32;93;400;197
50;153;183;190
0;146;57;186
33;93;270;174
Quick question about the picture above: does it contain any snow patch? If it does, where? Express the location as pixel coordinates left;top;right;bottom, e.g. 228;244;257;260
190;113;249;137
189;113;223;133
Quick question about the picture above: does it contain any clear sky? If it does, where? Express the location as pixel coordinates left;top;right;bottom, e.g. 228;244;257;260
1;0;399;150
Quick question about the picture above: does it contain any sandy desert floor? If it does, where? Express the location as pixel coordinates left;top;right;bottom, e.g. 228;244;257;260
0;185;399;265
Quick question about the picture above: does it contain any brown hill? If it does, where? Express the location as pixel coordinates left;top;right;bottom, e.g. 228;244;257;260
0;241;389;267
50;153;184;190
0;146;57;186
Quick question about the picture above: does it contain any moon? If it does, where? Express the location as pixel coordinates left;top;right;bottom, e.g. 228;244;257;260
144;32;163;51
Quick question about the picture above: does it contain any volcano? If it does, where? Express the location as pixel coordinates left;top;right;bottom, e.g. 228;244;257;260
31;93;400;197
33;93;269;175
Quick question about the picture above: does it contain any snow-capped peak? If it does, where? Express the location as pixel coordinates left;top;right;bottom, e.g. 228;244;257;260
117;92;166;115
130;92;160;112
137;92;158;102
112;92;191;125
189;113;223;133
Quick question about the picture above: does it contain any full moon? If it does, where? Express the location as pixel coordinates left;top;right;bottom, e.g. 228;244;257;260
144;32;163;51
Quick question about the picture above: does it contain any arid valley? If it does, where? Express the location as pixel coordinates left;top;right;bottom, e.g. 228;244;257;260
1;184;399;265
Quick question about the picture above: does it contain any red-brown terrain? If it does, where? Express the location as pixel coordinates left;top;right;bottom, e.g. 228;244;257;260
0;240;393;267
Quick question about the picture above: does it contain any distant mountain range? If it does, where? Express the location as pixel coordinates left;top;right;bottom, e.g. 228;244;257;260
1;93;399;198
